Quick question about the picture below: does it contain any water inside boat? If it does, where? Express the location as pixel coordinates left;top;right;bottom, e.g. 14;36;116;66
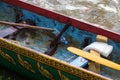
0;2;120;79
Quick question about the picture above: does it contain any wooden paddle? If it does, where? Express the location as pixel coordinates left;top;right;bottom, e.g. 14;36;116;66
0;21;54;32
67;47;120;70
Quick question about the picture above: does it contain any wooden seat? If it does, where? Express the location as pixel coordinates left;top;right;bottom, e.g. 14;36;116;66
83;35;113;73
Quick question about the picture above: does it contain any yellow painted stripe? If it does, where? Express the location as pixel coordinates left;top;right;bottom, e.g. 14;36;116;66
67;47;120;70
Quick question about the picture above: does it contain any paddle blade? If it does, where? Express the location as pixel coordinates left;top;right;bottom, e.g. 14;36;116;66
67;47;120;70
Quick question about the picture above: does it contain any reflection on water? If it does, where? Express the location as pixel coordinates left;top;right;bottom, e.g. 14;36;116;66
24;0;120;33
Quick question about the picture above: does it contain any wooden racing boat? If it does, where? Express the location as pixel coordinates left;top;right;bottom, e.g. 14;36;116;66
0;0;120;80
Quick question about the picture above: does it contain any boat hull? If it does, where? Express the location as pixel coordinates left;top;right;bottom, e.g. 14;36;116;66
0;0;120;80
0;38;110;80
3;0;120;42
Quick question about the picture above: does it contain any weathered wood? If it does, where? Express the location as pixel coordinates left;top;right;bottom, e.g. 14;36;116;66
0;21;54;31
96;35;108;43
89;35;108;73
50;23;70;48
0;27;18;37
89;50;100;73
45;23;71;56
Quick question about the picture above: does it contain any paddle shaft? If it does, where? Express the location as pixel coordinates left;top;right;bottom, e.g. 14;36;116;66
0;21;54;31
50;23;70;47
45;23;70;55
68;47;120;70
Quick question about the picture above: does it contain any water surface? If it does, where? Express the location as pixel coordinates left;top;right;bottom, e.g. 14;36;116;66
24;0;120;33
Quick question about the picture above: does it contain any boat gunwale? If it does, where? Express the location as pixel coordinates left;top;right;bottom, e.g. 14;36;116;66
0;0;115;79
3;0;120;42
0;38;112;80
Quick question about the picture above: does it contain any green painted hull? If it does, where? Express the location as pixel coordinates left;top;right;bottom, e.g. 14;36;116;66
0;38;110;80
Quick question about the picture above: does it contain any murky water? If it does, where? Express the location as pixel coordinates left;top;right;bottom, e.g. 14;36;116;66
24;0;120;33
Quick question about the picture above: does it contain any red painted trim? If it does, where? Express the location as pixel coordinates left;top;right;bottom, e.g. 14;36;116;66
3;0;120;42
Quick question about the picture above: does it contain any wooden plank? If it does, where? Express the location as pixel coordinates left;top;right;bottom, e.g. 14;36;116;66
96;35;108;43
67;47;120;70
89;35;108;73
0;21;54;32
89;50;100;73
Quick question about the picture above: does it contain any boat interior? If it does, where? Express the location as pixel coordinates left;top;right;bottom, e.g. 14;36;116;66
0;1;120;79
